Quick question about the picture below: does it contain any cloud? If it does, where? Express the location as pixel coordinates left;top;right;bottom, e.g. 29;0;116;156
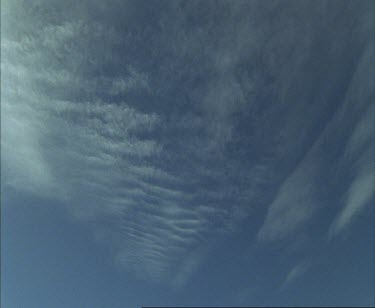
330;168;374;237
110;66;150;95
2;0;373;286
258;25;374;244
281;261;310;289
327;41;375;238
257;162;316;243
329;105;375;237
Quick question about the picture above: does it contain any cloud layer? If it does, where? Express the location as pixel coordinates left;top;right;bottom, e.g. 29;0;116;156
2;0;374;284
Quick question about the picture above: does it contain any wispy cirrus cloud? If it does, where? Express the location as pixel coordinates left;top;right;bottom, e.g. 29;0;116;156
281;260;311;289
329;104;375;238
257;29;374;244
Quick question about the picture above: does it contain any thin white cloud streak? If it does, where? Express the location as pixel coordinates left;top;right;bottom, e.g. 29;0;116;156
258;37;374;243
328;42;375;238
257;163;316;243
329;105;375;237
281;261;310;289
330;167;374;237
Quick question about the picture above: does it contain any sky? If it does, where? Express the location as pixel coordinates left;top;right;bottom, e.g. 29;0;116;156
1;0;374;307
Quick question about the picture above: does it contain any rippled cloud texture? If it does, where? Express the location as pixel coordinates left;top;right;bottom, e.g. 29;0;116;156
1;0;374;304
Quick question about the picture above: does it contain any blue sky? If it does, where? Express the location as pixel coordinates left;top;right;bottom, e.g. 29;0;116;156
1;0;374;307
